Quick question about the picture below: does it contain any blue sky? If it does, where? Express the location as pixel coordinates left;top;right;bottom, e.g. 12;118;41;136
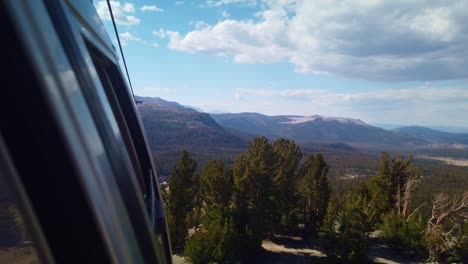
96;0;468;127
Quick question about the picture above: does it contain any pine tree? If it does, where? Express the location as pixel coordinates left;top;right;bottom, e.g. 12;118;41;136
320;187;372;263
200;160;233;209
368;152;421;224
319;198;340;262
231;153;250;250
298;153;331;237
184;160;240;263
166;149;198;249
232;137;277;253
184;206;240;264
337;188;372;263
367;153;393;223
272;138;302;231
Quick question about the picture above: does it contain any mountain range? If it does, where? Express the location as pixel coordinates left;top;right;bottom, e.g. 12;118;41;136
393;126;468;145
135;96;244;149
135;96;468;149
211;113;430;146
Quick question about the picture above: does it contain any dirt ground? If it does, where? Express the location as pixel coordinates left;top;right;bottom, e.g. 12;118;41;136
173;235;424;264
254;235;326;263
0;247;40;264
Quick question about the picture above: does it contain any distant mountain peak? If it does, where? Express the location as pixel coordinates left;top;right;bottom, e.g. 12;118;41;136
135;95;245;148
279;115;369;126
211;112;429;146
393;126;468;145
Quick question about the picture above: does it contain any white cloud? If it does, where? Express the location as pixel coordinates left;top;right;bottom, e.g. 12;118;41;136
138;86;176;96
235;87;468;104
206;0;257;7
221;11;229;18
140;5;164;12
119;32;156;47
96;1;140;26
193;21;210;30
227;86;468;126
152;29;166;38
166;18;292;63
175;1;185;5
165;0;468;81
120;31;141;41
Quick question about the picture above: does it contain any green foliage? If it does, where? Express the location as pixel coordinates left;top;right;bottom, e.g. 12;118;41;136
319;190;372;263
280;210;301;233
318;198;340;262
185;159;240;263
167;150;199;248
183;229;210;264
366;152;421;228
380;211;427;257
366;153;393;220
298;153;331;237
232;137;277;251
160;143;467;263
448;224;468;263
271;138;302;232
200;160;233;208
414;170;468;219
184;206;240;264
338;187;372;263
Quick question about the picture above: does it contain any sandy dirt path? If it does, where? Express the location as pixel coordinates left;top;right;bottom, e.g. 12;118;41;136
173;235;426;263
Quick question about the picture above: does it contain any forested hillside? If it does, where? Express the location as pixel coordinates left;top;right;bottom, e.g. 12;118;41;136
163;138;468;263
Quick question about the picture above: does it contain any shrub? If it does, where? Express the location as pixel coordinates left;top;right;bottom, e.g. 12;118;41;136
381;211;427;257
446;223;468;263
184;207;240;264
183;229;210;264
319;194;371;263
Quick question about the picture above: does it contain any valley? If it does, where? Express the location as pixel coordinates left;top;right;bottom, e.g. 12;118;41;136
135;96;468;263
416;155;468;167
135;96;468;179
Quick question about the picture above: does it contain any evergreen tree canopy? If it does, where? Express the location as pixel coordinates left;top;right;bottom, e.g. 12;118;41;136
232;137;277;252
167;149;198;248
299;153;331;237
369;152;421;221
271;138;302;230
200;160;233;208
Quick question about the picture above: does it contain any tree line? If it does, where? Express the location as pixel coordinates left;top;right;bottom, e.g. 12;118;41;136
163;137;468;263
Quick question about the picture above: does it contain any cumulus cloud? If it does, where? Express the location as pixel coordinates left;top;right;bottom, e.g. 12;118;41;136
96;1;140;26
140;5;164;12
235;87;468;104
206;0;257;7
120;31;141;41
165;0;468;81
152;29;166;38
119;32;154;47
